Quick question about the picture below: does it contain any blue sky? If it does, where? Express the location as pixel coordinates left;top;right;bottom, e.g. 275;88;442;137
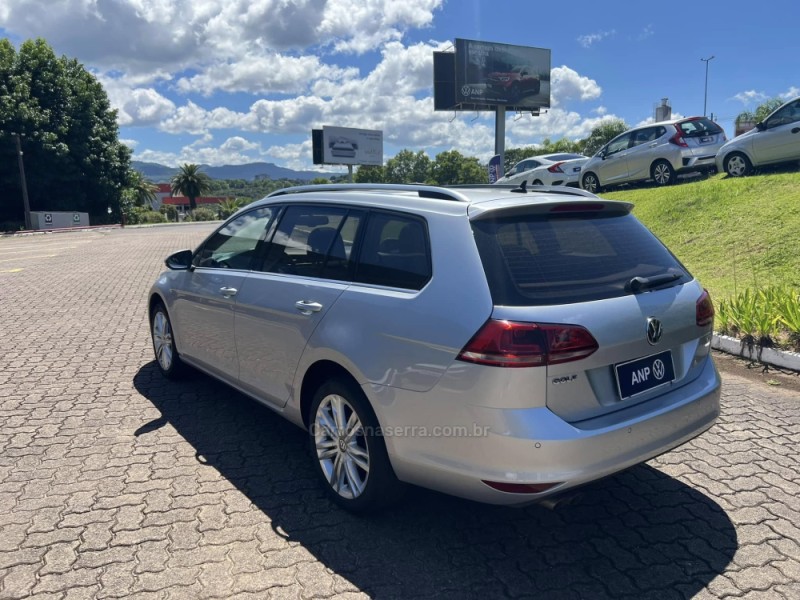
1;0;797;173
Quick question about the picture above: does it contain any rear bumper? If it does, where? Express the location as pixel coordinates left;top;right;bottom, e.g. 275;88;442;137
367;357;720;505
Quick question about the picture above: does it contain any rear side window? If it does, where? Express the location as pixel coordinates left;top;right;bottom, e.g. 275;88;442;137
260;205;364;280
472;213;690;306
354;212;431;290
679;118;722;137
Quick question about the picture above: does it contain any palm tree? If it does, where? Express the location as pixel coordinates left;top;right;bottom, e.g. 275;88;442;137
127;169;158;208
170;163;212;212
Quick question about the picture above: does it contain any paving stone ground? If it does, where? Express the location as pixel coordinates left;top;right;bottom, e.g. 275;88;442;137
1;225;799;599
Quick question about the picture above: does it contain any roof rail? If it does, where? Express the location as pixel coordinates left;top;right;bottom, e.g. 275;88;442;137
447;183;600;199
267;183;472;202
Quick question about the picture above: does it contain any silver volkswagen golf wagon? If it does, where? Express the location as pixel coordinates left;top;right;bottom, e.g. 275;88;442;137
149;183;720;512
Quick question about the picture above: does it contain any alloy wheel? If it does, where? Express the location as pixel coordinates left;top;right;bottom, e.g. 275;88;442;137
314;394;370;499
152;311;173;371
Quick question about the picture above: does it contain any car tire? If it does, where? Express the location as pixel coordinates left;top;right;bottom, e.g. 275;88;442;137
651;160;676;186
532;179;543;186
309;378;404;513
150;301;186;379
724;152;752;177
581;172;601;193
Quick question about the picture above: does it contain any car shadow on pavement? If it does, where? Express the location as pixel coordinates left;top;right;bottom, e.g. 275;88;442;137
134;362;737;599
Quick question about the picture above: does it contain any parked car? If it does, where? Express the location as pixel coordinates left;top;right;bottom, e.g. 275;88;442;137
487;65;541;100
581;117;727;193
495;153;588;187
149;183;720;512
716;96;800;177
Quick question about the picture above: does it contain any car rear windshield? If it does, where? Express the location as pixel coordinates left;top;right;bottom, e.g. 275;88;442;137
471;212;691;306
545;153;585;161
678;118;722;137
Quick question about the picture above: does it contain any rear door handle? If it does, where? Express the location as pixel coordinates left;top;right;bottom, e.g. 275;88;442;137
295;300;323;315
219;287;238;298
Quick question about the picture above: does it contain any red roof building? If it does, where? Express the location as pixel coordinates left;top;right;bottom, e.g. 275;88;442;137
153;184;229;210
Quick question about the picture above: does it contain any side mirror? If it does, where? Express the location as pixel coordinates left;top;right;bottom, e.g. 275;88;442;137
756;121;766;131
165;249;193;271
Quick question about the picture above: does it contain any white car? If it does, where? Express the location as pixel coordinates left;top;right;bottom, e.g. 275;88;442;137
495;153;588;187
716;96;800;177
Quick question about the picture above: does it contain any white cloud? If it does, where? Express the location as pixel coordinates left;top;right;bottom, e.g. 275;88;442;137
135;135;266;166
781;86;800;99
577;30;615;48
732;90;768;105
120;138;139;149
638;24;654;41
550;66;602;105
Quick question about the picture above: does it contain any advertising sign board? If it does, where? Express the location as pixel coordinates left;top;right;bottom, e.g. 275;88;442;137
321;126;383;166
454;38;551;110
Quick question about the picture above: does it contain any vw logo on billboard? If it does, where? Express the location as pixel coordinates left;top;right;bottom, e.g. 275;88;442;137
646;317;663;345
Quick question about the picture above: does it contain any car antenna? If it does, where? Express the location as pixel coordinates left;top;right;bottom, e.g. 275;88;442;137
511;180;528;194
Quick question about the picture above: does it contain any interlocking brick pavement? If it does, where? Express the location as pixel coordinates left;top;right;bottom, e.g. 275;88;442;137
1;225;799;599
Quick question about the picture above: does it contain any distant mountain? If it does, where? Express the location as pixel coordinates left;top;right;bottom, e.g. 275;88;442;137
132;160;338;182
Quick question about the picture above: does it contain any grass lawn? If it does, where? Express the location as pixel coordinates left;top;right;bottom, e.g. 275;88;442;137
601;168;800;303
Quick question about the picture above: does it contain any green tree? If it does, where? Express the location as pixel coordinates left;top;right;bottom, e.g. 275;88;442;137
171;163;212;212
0;37;130;224
429;150;486;185
578;119;628;157
217;197;244;219
354;165;385;183
384;149;431;183
310;177;329;185
126;169;158;207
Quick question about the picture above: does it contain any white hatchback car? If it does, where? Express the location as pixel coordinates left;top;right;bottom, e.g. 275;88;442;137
495;153;588;187
716;96;800;177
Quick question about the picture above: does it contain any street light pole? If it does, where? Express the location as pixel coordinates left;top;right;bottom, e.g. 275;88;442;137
701;55;715;117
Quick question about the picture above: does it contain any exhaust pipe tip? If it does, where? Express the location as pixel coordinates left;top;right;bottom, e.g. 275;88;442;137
539;491;584;510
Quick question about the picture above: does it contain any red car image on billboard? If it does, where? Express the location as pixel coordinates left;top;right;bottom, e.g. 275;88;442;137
455;39;550;111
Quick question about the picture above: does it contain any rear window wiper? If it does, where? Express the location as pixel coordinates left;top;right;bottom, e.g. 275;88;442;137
625;273;682;293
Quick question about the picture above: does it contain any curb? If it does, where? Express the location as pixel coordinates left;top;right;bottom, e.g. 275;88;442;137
712;333;800;372
2;224;121;236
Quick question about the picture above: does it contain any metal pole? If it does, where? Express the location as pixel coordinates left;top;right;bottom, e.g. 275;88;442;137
14;133;33;230
347;164;353;183
495;105;506;175
701;55;715;117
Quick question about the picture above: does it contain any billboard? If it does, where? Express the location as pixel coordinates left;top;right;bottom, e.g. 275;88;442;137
316;126;383;166
454;38;550;111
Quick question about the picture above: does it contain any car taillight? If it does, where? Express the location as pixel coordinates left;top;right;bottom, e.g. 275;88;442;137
696;289;715;327
669;125;688;147
547;162;565;173
456;320;599;367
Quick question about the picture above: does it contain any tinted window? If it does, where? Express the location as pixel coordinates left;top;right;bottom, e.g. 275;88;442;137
193;207;274;270
472;213;690;306
679;118;722;137
631;127;662;146
260;205;363;280
354;213;431;290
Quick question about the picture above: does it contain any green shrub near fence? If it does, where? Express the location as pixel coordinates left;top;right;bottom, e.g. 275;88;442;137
716;286;800;351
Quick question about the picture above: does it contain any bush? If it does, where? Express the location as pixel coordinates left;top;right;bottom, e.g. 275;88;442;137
717;286;800;351
0;221;24;232
125;207;166;225
188;207;218;222
159;204;178;222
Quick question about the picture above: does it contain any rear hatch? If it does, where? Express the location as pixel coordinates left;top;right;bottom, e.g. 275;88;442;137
676;117;726;157
468;200;714;424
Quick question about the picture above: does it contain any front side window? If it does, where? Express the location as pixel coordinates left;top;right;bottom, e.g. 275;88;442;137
193;207;275;270
605;133;632;156
354;212;431;290
767;99;800;128
260;205;363;280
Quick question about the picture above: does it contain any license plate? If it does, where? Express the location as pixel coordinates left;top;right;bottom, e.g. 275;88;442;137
573;166;581;172
615;351;675;399
700;136;713;143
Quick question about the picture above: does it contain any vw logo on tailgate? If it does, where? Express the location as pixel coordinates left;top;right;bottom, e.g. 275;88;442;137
646;317;663;345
